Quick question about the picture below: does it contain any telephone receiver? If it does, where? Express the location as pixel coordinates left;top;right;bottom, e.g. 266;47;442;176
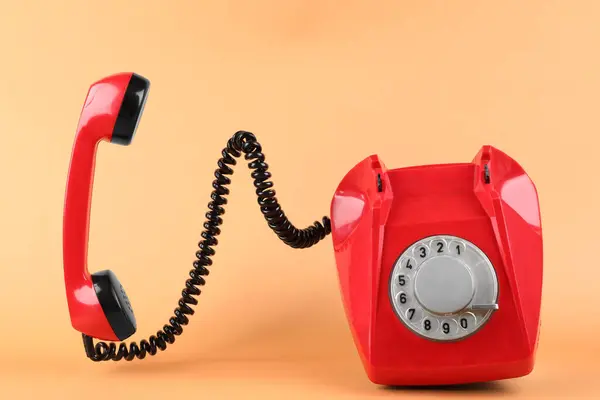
330;148;543;385
63;73;149;344
64;73;542;386
63;73;331;361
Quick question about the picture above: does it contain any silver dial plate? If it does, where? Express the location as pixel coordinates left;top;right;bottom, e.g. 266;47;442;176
389;235;498;341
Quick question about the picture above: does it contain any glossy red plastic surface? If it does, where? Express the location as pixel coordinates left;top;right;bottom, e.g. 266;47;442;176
330;146;543;386
63;73;134;341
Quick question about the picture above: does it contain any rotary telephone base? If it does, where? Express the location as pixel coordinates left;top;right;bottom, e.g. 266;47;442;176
330;146;542;386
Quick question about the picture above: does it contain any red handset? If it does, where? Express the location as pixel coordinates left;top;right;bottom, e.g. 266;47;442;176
330;146;542;385
63;72;149;342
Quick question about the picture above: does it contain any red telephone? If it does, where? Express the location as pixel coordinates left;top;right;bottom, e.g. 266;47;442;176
330;147;543;386
64;73;542;387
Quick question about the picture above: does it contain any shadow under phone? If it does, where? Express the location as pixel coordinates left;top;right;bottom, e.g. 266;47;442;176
383;380;514;394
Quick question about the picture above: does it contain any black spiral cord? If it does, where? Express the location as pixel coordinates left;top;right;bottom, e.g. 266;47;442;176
82;131;332;361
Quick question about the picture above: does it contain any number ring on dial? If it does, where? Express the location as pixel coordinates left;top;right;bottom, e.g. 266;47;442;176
389;235;498;342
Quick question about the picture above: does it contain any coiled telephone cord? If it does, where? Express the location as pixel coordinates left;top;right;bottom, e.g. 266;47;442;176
82;131;331;361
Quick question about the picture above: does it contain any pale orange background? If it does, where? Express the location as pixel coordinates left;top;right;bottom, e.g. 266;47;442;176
0;0;599;398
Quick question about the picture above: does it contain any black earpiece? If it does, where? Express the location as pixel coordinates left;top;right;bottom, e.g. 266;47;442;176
111;73;150;146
